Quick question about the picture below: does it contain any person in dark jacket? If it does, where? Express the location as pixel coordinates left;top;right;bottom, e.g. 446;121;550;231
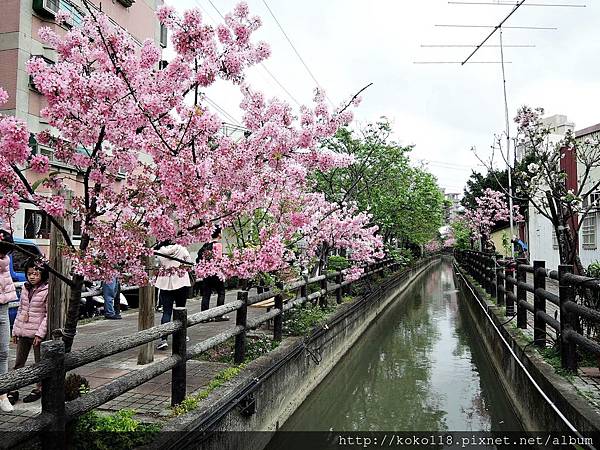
199;228;229;321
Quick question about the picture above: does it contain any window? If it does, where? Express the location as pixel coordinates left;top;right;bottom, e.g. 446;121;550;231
73;220;82;238
582;213;597;249
116;0;135;7
589;191;600;209
12;243;42;273
552;228;559;249
24;210;52;240
160;24;168;48
59;0;83;27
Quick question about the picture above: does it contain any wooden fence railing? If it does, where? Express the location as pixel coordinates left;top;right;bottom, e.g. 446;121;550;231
456;250;600;374
1;258;405;445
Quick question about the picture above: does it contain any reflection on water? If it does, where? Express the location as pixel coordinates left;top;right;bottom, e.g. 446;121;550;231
279;260;522;433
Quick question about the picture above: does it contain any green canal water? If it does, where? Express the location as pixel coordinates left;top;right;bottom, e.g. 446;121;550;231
275;259;522;436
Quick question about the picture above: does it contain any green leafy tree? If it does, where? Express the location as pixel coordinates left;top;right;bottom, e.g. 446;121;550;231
450;219;472;250
314;119;445;248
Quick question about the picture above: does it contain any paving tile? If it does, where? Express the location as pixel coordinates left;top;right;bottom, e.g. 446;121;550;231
3;289;263;420
90;368;131;379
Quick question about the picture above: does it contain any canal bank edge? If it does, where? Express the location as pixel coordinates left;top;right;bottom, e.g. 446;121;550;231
148;257;441;450
453;261;600;439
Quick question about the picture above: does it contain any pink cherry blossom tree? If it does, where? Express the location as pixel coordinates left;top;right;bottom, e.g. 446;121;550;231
463;188;523;250
0;3;382;350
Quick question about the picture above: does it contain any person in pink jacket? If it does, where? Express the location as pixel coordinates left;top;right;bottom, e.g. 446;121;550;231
0;229;17;412
11;257;49;404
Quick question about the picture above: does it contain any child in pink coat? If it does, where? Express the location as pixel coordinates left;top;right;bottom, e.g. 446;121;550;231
11;258;48;403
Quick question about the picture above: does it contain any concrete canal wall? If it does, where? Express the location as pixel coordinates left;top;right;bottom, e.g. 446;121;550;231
453;262;600;438
151;258;440;450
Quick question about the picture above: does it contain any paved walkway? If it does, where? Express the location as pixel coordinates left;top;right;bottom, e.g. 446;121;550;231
0;289;269;428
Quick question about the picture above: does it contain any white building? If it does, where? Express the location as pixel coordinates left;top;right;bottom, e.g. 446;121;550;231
527;116;600;270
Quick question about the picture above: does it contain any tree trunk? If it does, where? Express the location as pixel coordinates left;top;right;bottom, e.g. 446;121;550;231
557;226;584;275
61;274;84;353
48;189;73;338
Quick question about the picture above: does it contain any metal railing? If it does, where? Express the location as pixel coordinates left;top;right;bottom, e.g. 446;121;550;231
0;258;409;445
456;250;600;374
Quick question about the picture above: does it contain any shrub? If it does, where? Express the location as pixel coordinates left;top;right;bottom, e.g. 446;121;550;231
65;373;90;401
196;335;279;364
327;255;349;272
586;261;600;278
73;409;161;450
172;366;243;416
283;303;336;336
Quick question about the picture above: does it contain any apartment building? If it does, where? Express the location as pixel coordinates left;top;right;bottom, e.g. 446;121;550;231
526;115;600;270
0;0;164;251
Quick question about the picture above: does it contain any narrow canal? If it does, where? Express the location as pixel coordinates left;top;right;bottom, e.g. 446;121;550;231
273;259;522;439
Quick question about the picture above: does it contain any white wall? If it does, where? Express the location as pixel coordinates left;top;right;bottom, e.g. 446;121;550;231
528;204;560;270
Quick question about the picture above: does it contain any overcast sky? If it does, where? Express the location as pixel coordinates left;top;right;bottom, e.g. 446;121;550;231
167;0;599;194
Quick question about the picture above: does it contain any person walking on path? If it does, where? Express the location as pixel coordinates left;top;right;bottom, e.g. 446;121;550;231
154;241;192;350
10;258;49;404
199;228;229;322
102;278;122;320
0;230;16;412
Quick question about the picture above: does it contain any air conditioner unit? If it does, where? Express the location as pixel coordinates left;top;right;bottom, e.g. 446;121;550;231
33;0;59;17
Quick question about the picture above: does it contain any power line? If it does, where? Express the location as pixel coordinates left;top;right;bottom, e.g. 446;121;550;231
421;44;535;47
261;0;334;106
204;95;242;126
260;64;301;106
206;0;225;19
449;1;586;6
193;0;219;23
435;24;557;29
413;61;512;64
198;0;301;107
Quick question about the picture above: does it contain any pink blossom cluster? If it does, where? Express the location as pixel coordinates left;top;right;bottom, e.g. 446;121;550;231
0;3;383;285
443;237;456;248
424;240;441;253
296;193;384;277
463;188;523;240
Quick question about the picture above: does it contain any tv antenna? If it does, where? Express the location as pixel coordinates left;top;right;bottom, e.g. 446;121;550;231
416;0;585;256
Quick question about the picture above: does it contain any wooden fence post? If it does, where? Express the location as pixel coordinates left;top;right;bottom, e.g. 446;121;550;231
41;340;66;449
477;253;488;292
558;264;577;372
496;258;504;306
300;274;308;301
516;259;527;328
488;255;498;298
533;260;546;348
171;307;187;406
138;252;156;365
336;273;343;304
506;262;515;317
319;275;328;308
48;190;73;337
234;291;248;364
273;291;283;342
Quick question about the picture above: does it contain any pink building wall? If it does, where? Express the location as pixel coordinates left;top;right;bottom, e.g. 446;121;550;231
89;0;160;43
0;50;18;110
0;0;20;110
0;0;20;33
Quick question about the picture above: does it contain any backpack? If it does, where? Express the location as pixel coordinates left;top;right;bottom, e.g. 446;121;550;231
196;242;214;263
